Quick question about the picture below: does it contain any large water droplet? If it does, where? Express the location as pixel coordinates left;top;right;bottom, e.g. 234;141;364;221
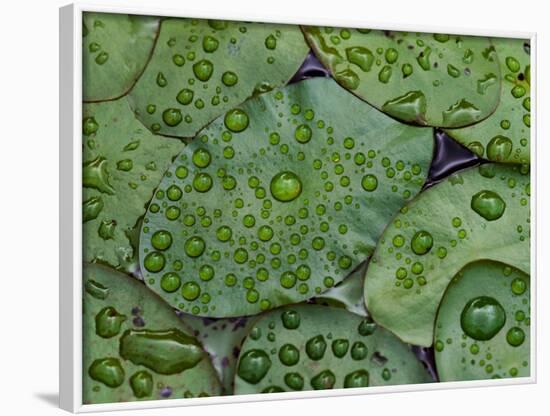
382;91;427;124
224;109;249;132
461;296;506;341
281;310;300;329
284;372;304;390
184;236;206;257
279;344;300;366
306;334;327;360
344;369;369;388
270;171;302;202
238;349;272;384
143;251;165;273
95;306;126;338
471;190;506;221
506;327;525;347
192;59;214;82
411;230;433;255
345;46;374;72
119;329;203;374
130;370;153;398
310;369;336;390
487;135;513;162
88;357;125;388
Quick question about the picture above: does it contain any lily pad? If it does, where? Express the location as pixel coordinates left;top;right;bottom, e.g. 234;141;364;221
234;304;432;394
434;260;530;381
181;314;256;394
303;27;501;128
83;98;185;274
444;38;531;164
364;163;530;347
83;263;221;404
83;13;160;102
139;77;433;317
128;18;309;138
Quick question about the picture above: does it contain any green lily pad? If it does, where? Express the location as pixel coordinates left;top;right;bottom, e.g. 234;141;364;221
182;315;256;394
234;304;432;394
139;77;433;317
434;260;530;381
83;13;160;102
83;263;221;404
303;27;501;128
364;163;530;347
128;18;309;138
83;98;185;274
313;262;368;316
444;38;531;164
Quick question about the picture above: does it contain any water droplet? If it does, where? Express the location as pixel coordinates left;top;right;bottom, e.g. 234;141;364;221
461;296;506;341
181;281;200;300
270;171;302;202
177;88;194;105
192;59;214;82
95;306;126;339
411;230;433;255
88;357;125;388
471;190;506;221
295;124;312;144
83;157;115;195
506;327;525;347
151;230;173;250
350;341;368;360
83;117;99;136
143;251;165;273
119;329;203;374
95;51;109;65
202;35;219;53
130;371;153;398
265;35;277;50
442;99;481;126
193;173;213;192
162;108;182;127
335;68;359;90
284;372;304;390
506;56;521;73
361;174;378;191
184;236;206;257
279;344;300;366
487;135;513;162
345;46;374;72
222;71;238;86
344;369;369;388
310;369;336;390
281;310;300;329
511;278;527;295
238;349;272;383
306;335;327;360
83;196;104;222
85;279;109;300
382;91;427;124
416;47;432;71
224;109;249;132
216;225;232;242
192;148;211;168
160;272;181;293
378;65;392;83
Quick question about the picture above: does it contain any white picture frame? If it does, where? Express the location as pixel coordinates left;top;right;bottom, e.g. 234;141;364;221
59;2;537;412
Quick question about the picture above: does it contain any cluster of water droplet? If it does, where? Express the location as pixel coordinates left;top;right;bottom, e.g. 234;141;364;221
139;79;431;316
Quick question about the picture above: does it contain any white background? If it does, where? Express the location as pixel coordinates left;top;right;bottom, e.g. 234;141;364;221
0;0;547;414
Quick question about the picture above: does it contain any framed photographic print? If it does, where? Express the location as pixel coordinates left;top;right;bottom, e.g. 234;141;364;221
59;2;536;412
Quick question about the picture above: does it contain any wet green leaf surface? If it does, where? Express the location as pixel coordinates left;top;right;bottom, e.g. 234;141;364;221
83;264;221;404
139;77;433;317
83;98;185;273
83;13;159;102
234;304;432;394
444;38;531;164
434;261;530;381
128;18;309;138
364;164;530;346
303;27;501;128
